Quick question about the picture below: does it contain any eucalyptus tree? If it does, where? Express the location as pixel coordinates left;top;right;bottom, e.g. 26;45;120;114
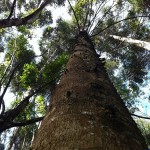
32;0;149;149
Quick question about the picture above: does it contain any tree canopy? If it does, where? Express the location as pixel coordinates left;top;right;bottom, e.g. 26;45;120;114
0;0;150;149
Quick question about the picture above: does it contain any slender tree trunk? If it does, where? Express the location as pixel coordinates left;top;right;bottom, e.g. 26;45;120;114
6;128;20;150
32;31;147;150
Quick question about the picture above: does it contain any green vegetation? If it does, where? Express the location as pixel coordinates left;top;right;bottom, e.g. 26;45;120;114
0;0;149;149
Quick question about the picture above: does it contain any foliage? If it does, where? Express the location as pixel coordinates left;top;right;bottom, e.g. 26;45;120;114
38;10;53;27
128;0;150;12
20;63;38;89
0;0;150;148
42;53;69;80
136;119;150;147
35;95;46;115
6;34;35;65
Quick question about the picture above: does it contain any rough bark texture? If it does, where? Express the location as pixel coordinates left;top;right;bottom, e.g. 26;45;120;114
32;31;147;150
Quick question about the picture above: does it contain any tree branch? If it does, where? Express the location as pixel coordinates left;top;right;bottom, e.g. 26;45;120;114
67;0;80;31
0;100;5;115
91;15;150;37
88;0;109;33
0;0;51;29
7;0;17;20
0;50;16;86
11;116;44;127
131;113;150;120
5;87;42;121
0;62;22;108
83;0;90;29
90;2;117;35
4;77;57;121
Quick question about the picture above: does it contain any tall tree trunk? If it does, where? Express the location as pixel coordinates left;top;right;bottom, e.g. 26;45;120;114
32;31;147;150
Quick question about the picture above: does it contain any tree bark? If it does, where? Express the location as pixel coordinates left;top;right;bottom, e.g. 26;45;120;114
32;31;147;150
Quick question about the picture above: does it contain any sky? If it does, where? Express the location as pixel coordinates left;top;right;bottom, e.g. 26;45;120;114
1;0;150;117
29;3;72;55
